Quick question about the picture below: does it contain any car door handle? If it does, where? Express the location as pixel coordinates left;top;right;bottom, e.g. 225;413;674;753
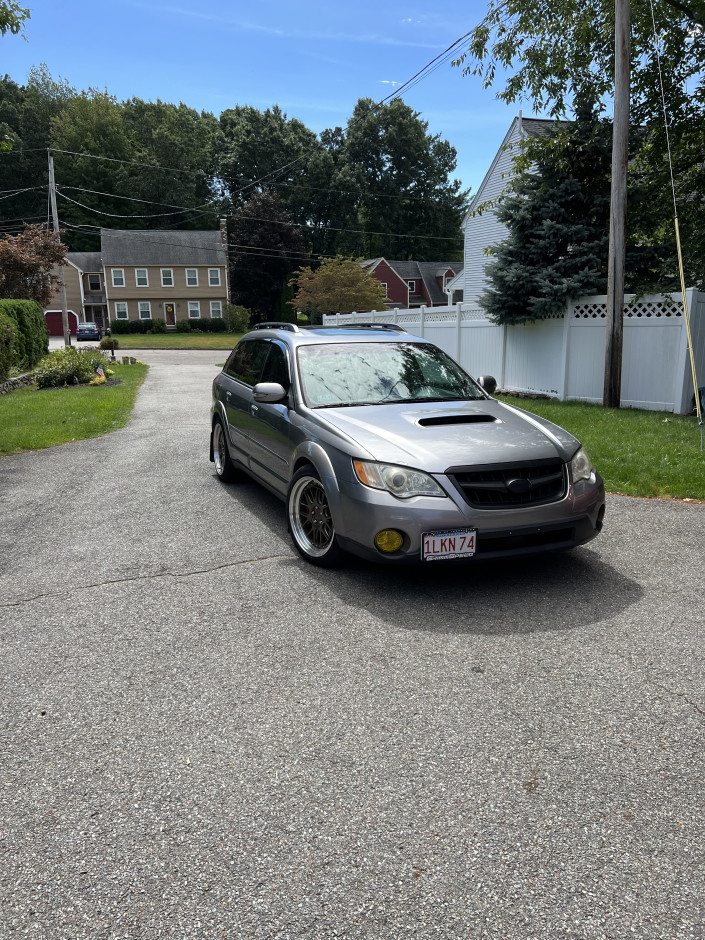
250;404;258;415
225;391;231;400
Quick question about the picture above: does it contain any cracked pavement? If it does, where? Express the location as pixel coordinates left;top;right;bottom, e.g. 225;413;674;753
0;348;703;939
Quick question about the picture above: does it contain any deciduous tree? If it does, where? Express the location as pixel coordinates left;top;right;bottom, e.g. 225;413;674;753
0;223;67;306
290;256;389;322
0;1;29;37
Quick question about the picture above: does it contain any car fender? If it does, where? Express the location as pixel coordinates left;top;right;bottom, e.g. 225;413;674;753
290;441;345;524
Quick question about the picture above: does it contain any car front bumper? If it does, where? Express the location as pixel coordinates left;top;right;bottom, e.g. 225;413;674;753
333;473;605;564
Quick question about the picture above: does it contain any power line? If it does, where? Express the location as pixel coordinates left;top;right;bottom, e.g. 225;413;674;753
56;190;216;220
48;147;206;176
58;185;220;211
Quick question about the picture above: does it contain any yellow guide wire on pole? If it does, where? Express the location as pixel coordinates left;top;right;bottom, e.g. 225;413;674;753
649;0;703;448
674;218;702;430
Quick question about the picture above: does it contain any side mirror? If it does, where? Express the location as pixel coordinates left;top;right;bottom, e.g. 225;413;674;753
477;375;497;395
253;382;288;403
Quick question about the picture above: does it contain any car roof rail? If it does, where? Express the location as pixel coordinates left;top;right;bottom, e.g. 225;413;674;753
339;323;407;333
255;321;301;333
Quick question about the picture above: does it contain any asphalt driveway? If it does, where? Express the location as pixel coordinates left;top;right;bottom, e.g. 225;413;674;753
0;349;703;939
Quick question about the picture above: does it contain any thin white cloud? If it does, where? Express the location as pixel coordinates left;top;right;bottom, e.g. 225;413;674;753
120;1;442;48
379;80;401;87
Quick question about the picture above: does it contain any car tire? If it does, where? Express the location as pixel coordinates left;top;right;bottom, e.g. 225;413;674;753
212;418;238;483
287;467;344;567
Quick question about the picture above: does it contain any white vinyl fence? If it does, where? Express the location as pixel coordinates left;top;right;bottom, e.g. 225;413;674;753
322;290;705;415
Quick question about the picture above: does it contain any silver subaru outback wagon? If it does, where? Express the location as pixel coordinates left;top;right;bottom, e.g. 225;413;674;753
210;323;605;567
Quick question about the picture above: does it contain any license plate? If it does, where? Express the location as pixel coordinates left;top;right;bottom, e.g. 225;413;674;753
422;528;477;561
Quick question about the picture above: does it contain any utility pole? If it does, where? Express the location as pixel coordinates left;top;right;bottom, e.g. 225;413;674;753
603;0;631;407
48;152;71;347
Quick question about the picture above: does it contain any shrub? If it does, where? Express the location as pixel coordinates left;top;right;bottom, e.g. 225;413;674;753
128;319;151;333
223;303;251;333
175;319;192;332
34;347;109;389
0;299;49;370
110;319;130;334
150;317;167;333
99;336;119;351
195;318;227;333
0;312;19;382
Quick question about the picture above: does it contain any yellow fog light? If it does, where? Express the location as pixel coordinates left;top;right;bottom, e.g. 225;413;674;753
374;529;404;553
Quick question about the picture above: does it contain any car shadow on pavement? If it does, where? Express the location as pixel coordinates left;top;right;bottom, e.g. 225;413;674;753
323;548;643;637
217;475;642;637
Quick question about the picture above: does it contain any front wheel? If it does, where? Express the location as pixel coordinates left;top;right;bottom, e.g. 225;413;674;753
287;468;344;567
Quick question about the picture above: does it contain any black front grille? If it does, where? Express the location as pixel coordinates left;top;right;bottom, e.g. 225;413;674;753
448;459;567;508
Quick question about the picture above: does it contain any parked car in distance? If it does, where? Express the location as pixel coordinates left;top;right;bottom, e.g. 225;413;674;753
76;321;102;341
210;323;605;567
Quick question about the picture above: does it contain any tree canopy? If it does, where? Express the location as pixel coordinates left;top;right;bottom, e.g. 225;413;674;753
228;190;305;319
453;0;705;125
0;223;67;306
455;0;705;293
290;257;389;322
0;70;466;265
0;1;29;37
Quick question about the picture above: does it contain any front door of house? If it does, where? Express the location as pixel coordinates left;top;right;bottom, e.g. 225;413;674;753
164;302;176;326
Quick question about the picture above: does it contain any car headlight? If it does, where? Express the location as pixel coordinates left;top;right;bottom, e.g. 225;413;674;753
570;446;595;483
353;460;446;498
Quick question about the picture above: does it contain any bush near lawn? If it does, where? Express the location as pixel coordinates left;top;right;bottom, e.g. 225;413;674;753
0;299;48;374
34;346;111;388
0;311;19;382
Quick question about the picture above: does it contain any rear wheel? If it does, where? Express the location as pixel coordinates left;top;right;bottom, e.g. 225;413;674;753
212;419;237;483
287;468;344;567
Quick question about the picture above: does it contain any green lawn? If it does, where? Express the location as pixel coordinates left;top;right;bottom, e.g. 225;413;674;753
0;362;149;455
498;395;705;501
111;333;243;350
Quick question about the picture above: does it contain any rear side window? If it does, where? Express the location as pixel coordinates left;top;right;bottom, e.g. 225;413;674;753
224;340;271;385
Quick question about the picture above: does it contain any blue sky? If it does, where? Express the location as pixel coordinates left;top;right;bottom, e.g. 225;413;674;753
2;0;530;196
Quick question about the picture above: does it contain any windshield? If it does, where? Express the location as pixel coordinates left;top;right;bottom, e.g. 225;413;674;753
297;342;486;408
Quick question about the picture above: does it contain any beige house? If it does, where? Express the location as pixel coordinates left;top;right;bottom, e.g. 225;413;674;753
44;225;229;335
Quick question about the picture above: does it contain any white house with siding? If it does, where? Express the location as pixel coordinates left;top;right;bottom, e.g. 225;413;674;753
452;115;562;305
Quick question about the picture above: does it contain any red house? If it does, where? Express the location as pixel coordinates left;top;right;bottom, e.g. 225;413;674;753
361;258;463;309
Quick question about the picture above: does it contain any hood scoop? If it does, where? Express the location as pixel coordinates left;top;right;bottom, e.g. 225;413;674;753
418;414;498;428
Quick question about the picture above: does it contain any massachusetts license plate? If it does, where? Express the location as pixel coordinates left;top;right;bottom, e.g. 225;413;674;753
422;528;477;561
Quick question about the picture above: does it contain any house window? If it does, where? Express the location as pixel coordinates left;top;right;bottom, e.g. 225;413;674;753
380;282;388;297
88;274;101;291
114;302;128;320
208;268;221;287
111;269;125;287
407;280;416;292
188;301;201;319
135;269;149;287
210;300;223;319
138;301;151;320
185;268;198;287
161;268;174;287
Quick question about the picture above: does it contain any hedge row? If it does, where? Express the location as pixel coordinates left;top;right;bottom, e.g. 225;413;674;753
0;299;49;381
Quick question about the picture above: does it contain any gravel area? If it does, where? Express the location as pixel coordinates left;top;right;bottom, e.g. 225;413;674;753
0;349;703;939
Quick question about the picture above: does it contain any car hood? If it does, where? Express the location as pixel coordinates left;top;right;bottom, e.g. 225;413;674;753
316;399;580;471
